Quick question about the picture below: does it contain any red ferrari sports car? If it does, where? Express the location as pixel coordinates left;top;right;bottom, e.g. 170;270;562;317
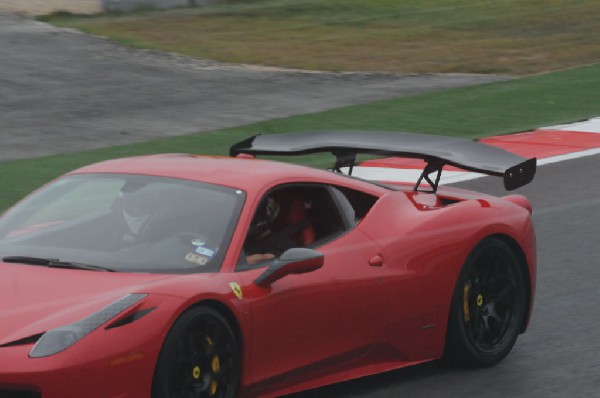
0;131;536;398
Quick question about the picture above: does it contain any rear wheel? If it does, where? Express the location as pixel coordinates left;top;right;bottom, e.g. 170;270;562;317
152;306;240;398
445;238;526;367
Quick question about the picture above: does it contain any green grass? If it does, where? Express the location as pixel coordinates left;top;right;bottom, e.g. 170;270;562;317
40;0;600;75
2;63;599;210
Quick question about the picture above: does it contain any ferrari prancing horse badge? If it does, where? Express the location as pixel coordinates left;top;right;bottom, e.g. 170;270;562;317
229;282;243;300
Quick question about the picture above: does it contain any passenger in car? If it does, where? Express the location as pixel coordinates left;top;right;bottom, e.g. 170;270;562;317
244;191;315;265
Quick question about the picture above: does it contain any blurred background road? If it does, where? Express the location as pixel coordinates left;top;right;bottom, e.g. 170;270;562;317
0;0;101;15
0;12;503;161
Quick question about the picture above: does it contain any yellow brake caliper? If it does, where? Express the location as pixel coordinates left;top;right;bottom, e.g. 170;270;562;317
210;355;220;395
463;283;471;322
206;336;219;396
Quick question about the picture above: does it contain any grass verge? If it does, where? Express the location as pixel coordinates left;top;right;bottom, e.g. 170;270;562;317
40;0;600;75
1;63;599;210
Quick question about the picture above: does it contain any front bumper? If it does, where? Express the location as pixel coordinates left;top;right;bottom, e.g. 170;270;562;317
0;334;160;398
0;295;185;398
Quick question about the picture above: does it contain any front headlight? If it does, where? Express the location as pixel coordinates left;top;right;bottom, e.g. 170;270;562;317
29;293;147;358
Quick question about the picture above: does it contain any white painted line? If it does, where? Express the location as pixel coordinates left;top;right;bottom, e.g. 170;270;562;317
345;166;484;184
543;117;600;133
537;146;600;165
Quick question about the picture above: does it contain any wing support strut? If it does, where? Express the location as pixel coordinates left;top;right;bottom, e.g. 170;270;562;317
414;159;444;193
332;150;357;175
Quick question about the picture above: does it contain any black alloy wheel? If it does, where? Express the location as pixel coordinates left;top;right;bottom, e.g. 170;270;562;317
445;237;527;367
152;306;240;398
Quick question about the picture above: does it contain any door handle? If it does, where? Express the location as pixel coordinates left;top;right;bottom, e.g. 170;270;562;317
369;254;384;267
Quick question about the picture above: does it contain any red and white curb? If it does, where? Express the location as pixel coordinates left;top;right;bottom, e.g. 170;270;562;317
352;117;600;185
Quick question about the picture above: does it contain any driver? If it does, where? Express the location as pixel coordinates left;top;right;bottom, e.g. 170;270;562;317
118;184;172;243
115;183;219;268
244;192;295;265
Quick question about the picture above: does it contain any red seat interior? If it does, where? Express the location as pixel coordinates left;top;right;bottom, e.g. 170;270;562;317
284;197;315;246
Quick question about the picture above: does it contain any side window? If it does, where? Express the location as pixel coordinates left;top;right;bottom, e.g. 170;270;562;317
240;184;346;266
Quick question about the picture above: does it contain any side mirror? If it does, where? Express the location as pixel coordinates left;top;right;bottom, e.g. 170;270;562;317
254;248;324;288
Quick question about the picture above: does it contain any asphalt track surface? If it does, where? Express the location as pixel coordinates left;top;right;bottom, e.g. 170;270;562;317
2;10;598;398
0;12;505;161
290;155;600;398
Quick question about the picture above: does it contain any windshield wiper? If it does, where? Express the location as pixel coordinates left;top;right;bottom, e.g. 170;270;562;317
2;256;116;272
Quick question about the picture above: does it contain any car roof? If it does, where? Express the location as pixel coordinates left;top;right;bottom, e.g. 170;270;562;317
69;154;387;194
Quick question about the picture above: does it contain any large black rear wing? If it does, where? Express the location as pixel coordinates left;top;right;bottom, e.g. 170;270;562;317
230;131;536;192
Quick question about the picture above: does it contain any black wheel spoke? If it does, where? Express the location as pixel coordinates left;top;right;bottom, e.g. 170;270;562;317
467;255;521;352
492;284;513;305
472;317;486;342
193;380;209;397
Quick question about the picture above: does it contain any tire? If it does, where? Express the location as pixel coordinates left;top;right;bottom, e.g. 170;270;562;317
152;306;240;398
445;237;526;367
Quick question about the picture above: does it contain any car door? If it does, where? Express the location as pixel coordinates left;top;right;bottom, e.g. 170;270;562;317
235;183;388;385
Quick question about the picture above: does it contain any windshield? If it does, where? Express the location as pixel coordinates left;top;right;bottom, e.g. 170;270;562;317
0;174;245;273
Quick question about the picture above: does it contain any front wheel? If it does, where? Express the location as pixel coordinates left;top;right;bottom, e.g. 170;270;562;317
152;306;240;398
445;238;526;367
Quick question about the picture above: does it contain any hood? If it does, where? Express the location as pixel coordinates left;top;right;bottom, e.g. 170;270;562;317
0;263;173;345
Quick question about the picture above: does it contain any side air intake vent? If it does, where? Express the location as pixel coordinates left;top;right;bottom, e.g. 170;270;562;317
0;390;42;398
